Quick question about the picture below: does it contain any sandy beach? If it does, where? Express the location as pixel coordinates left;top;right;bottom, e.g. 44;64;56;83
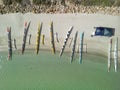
0;13;120;58
0;12;120;90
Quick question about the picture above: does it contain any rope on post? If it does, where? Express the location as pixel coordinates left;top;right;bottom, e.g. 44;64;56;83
50;21;56;54
36;22;42;54
7;27;12;60
60;26;73;57
21;21;31;54
70;31;78;63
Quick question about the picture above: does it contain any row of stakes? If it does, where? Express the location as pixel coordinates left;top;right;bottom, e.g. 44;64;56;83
7;21;119;72
7;21;84;64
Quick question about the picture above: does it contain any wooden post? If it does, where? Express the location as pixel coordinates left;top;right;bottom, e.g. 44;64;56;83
70;31;78;63
114;37;118;72
36;22;42;54
21;21;31;54
108;38;112;72
60;26;73;57
79;32;84;64
7;27;12;60
50;21;56;54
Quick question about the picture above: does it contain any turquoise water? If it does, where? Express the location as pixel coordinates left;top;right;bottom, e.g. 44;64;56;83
0;51;120;90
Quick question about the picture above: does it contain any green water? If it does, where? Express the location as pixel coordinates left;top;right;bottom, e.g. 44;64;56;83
0;51;120;90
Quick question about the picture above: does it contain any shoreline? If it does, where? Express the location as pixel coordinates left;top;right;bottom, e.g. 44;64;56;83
0;13;120;60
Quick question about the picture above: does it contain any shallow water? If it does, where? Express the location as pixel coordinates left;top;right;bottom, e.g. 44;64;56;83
0;50;120;90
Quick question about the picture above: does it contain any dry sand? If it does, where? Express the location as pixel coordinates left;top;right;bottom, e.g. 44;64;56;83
0;13;120;58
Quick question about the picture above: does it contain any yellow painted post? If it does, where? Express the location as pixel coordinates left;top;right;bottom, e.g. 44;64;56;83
36;22;42;54
50;21;55;54
42;34;45;45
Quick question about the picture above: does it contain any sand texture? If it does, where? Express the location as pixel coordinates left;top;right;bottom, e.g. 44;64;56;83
0;13;120;58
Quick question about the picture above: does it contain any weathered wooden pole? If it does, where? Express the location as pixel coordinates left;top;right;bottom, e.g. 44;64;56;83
114;37;118;72
7;27;12;60
108;38;112;72
50;21;56;54
21;21;31;54
70;31;78;63
36;22;42;54
79;32;84;64
60;26;73;57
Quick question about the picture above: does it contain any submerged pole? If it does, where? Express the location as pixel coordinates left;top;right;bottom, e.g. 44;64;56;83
108;38;112;72
21;21;31;54
70;31;78;63
50;21;56;54
79;32;84;64
114;37;118;72
36;22;42;54
60;26;73;57
7;27;12;60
